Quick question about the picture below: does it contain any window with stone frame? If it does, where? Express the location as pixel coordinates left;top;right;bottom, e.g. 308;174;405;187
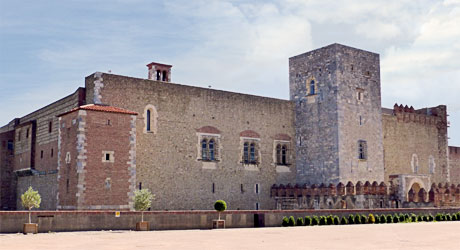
242;141;259;165
201;138;218;161
358;140;367;160
275;143;289;165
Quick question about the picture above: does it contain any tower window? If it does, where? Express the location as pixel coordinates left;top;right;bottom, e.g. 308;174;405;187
243;141;258;164
201;138;217;161
275;143;289;165
41;150;44;159
51;148;54;157
255;183;259;194
49;121;52;133
309;80;316;95
162;70;167;81
358;140;367;160
156;70;161;80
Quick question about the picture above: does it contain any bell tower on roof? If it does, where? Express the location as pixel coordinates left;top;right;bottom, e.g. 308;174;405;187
147;62;172;82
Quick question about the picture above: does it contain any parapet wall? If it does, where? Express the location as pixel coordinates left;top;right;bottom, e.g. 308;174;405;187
1;208;459;233
449;146;460;184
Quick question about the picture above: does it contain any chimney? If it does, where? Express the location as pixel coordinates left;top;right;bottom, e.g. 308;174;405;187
146;62;172;82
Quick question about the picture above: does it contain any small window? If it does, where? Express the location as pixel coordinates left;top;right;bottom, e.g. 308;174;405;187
241;184;244;193
41;150;44;159
358;140;367;160
107;119;111;126
212;183;215;193
255;202;259;210
309;80;316;95
26;128;29;138
359;115;362;126
66;179;70;193
139;182;142;190
102;151;114;163
357;89;364;102
51;148;54;158
49;121;52;133
146;110;151;131
105;153;110;161
162;70;167;81
255;183;259;194
18;131;21;141
7;140;13;151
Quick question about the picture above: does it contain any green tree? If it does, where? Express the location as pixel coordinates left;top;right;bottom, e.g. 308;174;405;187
134;189;155;222
21;186;41;224
214;200;227;220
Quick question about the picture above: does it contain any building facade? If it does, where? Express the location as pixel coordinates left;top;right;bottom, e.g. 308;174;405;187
1;43;459;211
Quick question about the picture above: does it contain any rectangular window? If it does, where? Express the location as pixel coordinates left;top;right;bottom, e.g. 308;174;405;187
241;184;244;193
105;153;110;161
102;151;115;163
255;202;259;210
26;128;29;138
212;183;215;193
51;148;54;157
40;150;44;159
139;182;142;190
358;140;367;160
255;184;259;194
49;121;53;133
7;140;13;151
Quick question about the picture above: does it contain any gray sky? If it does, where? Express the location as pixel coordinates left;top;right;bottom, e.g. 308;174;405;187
1;0;459;145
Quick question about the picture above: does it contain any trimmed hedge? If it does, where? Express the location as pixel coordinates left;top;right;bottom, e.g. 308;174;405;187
281;211;460;227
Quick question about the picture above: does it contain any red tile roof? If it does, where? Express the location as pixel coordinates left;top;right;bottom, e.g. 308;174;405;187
58;104;138;117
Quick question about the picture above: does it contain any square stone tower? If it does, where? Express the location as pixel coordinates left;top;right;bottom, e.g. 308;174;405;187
290;43;384;185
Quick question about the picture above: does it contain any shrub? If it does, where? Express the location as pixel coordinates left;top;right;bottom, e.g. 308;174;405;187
398;214;405;223
386;214;393;223
312;216;319;226
417;214;423;222
288;216;296;226
380;214;386;223
361;215;368;224
304;216;312;226
428;214;434;222
341;216;348;225
392;214;399;223
404;214;410;221
348;214;355;224
452;214;457;221
319;216;327;226
374;215;379;224
282;217;289;227
326;215;334;225
368;214;376;224
354;214;361;224
457;212;460;221
435;213;442;221
296;217;304;226
333;216;340;225
445;214;452;221
410;213;417;222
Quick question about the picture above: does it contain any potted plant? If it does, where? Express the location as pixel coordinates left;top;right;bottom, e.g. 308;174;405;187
134;189;155;231
21;186;41;234
212;200;227;229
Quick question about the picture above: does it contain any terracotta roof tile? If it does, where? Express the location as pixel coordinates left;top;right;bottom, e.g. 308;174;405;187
58;104;138;117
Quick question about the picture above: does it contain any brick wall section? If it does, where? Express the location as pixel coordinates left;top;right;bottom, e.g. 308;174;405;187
449;146;460;183
0;131;15;210
58;108;136;210
382;105;449;184
85;73;296;210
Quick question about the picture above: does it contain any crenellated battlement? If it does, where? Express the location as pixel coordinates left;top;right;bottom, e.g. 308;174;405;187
271;181;460;210
390;103;447;126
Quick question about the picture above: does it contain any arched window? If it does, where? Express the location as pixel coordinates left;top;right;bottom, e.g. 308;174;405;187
243;142;249;163
310;80;315;95
250;143;256;163
276;144;281;164
209;139;215;161
281;145;287;165
146;110;151;132
201;139;208;160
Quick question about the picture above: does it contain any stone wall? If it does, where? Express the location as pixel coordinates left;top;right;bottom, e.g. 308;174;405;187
289;44;384;185
382;104;449;184
16;173;58;210
85;73;296;210
449;146;460;184
1;207;459;233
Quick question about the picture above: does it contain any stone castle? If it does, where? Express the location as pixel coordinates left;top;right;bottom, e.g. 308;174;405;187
1;43;459;211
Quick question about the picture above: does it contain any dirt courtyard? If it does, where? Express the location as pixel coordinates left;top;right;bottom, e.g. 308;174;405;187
1;222;459;250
